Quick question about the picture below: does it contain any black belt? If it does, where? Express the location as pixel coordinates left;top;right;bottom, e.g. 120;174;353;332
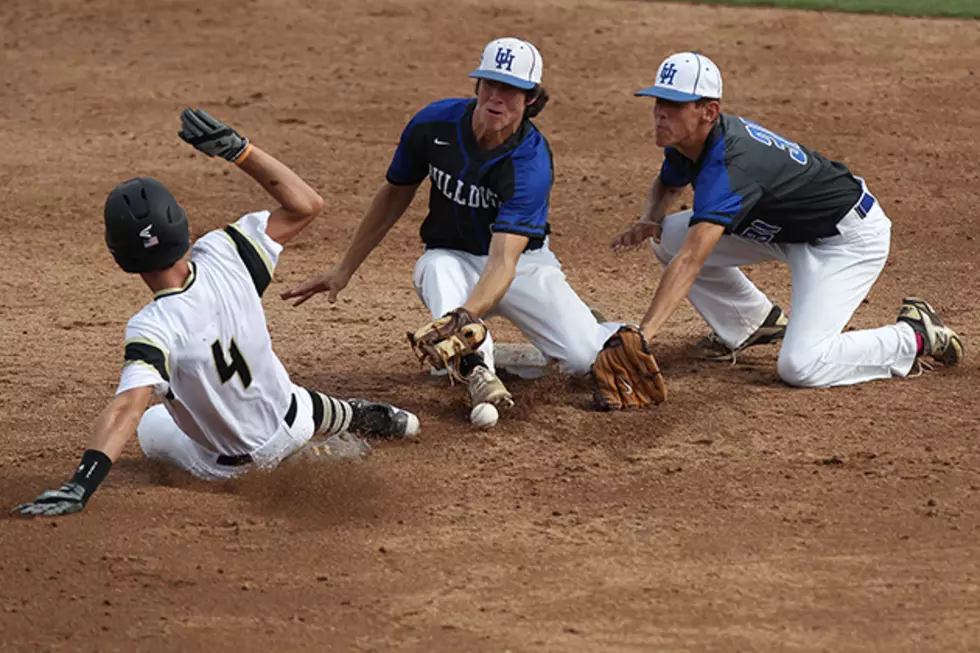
216;393;298;467
854;191;875;218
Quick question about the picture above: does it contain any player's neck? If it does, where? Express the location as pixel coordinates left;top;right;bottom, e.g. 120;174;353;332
674;123;716;161
674;139;705;161
141;259;192;295
471;113;520;150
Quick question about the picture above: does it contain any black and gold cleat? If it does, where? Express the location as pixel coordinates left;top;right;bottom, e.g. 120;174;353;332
897;297;964;366
697;304;789;363
348;399;420;440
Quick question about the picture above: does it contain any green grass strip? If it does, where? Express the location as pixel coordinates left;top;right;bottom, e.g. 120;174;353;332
661;0;980;18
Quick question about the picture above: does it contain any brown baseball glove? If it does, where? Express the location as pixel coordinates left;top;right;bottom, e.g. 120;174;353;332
592;326;666;410
407;307;488;383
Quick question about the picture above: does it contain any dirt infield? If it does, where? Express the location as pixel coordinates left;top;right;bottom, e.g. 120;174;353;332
2;0;979;651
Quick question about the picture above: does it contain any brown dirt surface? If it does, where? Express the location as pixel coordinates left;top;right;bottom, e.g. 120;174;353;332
2;0;979;651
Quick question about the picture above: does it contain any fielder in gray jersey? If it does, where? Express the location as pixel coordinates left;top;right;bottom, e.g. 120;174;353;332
612;52;963;388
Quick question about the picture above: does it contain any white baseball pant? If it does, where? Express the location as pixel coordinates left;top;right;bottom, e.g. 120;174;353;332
651;195;918;387
413;242;620;375
137;383;315;480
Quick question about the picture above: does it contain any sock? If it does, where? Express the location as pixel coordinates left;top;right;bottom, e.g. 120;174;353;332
915;333;925;355
310;391;353;436
458;352;486;379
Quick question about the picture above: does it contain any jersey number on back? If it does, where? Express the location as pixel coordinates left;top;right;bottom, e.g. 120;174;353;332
211;339;253;390
739;118;808;166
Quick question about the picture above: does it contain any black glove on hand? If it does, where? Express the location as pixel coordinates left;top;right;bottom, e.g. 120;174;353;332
178;107;250;162
12;482;87;517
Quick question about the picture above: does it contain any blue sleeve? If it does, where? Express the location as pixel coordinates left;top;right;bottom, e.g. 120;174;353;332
385;115;428;186
492;147;551;239
689;144;761;231
659;149;692;188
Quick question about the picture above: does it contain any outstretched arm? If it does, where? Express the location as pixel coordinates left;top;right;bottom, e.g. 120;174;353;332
638;222;725;341
12;386;152;517
281;181;419;306
177;107;323;246
461;232;527;318
87;386;154;461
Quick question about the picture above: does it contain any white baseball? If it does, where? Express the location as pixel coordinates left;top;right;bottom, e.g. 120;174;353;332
469;402;499;429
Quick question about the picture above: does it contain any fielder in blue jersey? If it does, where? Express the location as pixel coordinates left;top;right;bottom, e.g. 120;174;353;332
284;37;618;416
612;52;963;387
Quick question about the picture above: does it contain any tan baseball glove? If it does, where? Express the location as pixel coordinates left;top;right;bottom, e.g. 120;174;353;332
408;307;488;383
592;326;666;410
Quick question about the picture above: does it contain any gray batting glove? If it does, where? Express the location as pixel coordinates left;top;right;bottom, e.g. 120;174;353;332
12;482;87;517
178;107;250;162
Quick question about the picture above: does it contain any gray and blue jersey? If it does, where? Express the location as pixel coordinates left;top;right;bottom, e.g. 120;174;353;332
386;98;553;255
661;113;863;243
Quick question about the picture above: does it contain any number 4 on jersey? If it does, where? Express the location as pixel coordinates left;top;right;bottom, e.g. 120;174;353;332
211;338;252;389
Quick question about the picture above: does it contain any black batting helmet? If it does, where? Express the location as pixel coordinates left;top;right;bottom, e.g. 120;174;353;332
104;177;190;273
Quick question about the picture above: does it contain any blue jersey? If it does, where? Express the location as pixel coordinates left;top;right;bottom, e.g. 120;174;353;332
386;98;553;255
660;113;863;243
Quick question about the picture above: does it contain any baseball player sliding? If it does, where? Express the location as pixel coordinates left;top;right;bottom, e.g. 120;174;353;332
13;109;418;517
609;52;963;391
282;37;620;417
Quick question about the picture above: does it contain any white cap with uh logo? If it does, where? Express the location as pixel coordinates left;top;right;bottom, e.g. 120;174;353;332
636;52;723;102
470;37;543;91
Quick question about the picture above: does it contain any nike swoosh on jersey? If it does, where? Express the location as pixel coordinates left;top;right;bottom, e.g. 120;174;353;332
434;138;450;146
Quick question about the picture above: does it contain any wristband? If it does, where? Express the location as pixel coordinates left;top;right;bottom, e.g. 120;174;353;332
232;140;254;166
69;449;113;501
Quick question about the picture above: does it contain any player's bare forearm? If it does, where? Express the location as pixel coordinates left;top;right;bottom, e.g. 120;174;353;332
639;251;703;341
639;222;724;341
12;386;152;517
280;183;418;306
463;260;515;318
641;178;684;224
238;145;322;217
339;182;418;276
177;109;321;244
87;386;153;462
462;233;526;317
237;146;324;244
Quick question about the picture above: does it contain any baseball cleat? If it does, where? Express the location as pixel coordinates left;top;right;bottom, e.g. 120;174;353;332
467;366;514;409
897;297;964;366
347;399;420;439
698;304;788;362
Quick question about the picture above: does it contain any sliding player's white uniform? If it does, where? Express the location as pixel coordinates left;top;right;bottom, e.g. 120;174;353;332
119;210;345;479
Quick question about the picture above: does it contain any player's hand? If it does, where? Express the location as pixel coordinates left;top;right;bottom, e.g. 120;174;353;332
611;219;663;251
11;482;87;518
178;107;251;163
281;265;352;306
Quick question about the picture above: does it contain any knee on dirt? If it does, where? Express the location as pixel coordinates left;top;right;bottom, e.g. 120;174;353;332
776;349;827;388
